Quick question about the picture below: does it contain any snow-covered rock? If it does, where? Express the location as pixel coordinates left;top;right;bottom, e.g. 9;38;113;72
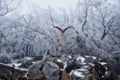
56;59;62;63
70;70;85;79
76;56;85;63
85;56;95;64
42;61;60;80
19;60;33;68
28;60;45;74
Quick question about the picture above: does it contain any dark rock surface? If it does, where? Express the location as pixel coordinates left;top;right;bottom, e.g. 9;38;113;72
0;54;119;80
28;60;45;74
42;61;60;80
19;60;33;68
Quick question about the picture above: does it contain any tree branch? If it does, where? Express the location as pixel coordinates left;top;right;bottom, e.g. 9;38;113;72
48;5;54;27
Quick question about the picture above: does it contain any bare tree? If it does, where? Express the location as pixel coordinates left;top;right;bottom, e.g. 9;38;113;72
76;0;91;33
98;7;118;40
81;1;89;32
0;0;22;17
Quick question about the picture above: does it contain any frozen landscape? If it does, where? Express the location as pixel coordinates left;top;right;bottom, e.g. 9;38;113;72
0;0;120;80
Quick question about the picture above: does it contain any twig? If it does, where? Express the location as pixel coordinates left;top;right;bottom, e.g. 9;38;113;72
48;5;54;27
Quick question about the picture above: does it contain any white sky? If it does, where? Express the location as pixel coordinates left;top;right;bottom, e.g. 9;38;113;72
29;0;77;8
19;0;119;14
19;0;78;14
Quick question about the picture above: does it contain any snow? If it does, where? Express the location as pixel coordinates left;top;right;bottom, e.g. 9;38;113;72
82;65;89;69
80;62;86;65
77;56;85;63
5;62;21;69
19;68;28;71
0;57;32;71
13;63;22;68
57;59;62;63
92;57;97;60
63;62;67;69
100;62;107;65
23;57;33;61
2;58;29;71
4;63;18;67
85;56;96;60
88;63;94;66
68;55;72;59
105;71;111;76
70;70;85;78
74;71;84;77
0;62;27;72
32;61;36;64
77;68;88;72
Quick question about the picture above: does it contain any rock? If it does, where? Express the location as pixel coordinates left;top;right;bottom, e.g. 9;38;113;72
85;73;97;80
0;64;27;80
28;60;45;74
50;53;61;57
118;75;120;80
59;70;71;80
32;56;43;61
85;56;95;64
19;60;33;68
17;57;33;63
70;70;85;80
76;56;85;64
28;71;46;80
42;61;60;80
44;55;56;62
65;61;81;73
58;55;68;62
54;61;64;69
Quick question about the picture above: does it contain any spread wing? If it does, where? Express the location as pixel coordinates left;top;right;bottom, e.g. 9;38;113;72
53;26;64;33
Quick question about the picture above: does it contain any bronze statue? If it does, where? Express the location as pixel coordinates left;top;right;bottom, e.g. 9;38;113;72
53;26;72;55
